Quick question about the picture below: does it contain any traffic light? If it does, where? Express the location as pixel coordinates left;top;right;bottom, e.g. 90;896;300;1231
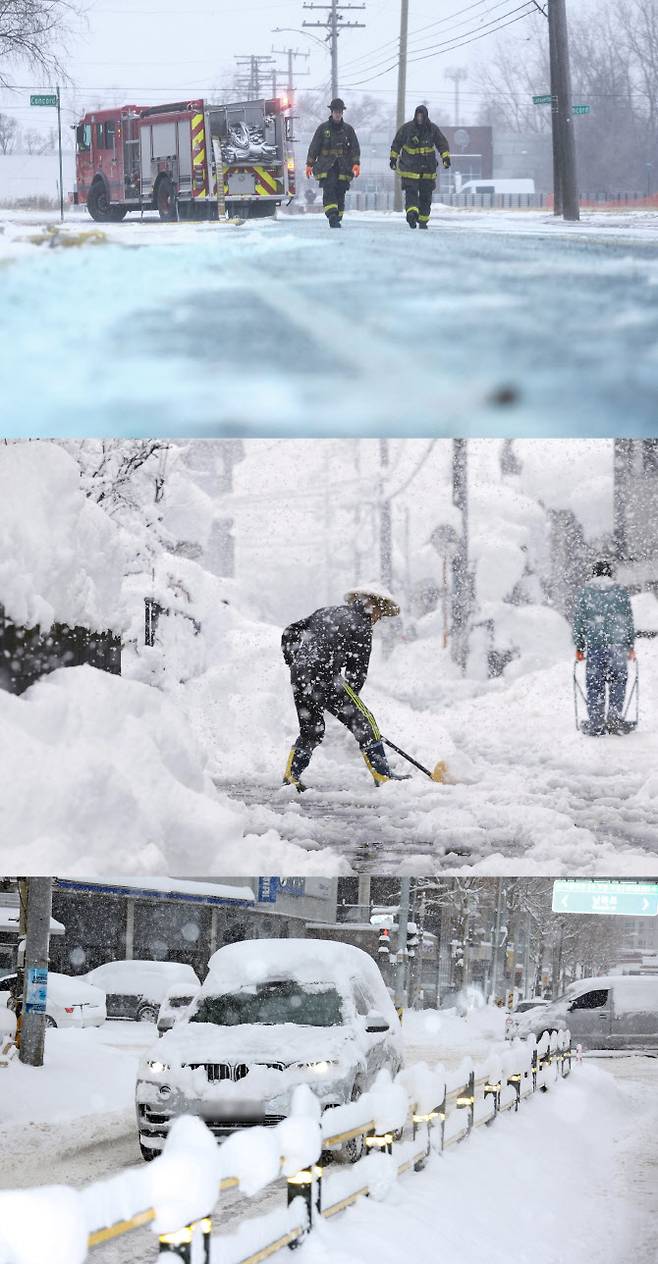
378;927;391;956
406;922;420;957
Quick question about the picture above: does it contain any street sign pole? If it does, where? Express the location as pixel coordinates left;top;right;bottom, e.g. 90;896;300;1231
56;86;64;223
30;90;65;221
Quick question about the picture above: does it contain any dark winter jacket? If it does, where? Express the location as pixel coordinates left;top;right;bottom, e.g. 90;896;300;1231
306;118;361;181
572;578;635;652
282;601;372;692
390;106;450;180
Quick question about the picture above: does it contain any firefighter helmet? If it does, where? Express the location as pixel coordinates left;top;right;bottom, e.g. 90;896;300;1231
329;97;346;112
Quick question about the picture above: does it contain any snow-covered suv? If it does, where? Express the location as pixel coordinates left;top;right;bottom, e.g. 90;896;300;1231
136;938;403;1161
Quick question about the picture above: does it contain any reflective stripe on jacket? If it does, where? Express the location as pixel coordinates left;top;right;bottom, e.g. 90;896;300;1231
390;119;449;180
306;120;361;181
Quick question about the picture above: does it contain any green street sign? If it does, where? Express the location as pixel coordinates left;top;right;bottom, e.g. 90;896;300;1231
533;94;553;105
552;880;658;917
573;105;591;115
30;93;58;107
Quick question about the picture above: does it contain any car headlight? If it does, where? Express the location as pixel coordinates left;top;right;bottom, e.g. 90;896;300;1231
299;1060;338;1076
146;1058;171;1074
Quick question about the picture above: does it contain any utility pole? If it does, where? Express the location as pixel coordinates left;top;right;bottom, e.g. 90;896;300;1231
490;879;504;1004
18;878;52;1067
548;0;579;221
234;55;275;98
394;0;409;213
445;67;468;126
271;46;311;100
379;438;393;590
303;0;366;100
450;439;471;672
394;877;411;1011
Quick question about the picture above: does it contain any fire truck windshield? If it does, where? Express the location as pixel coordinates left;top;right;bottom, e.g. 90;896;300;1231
76;123;92;152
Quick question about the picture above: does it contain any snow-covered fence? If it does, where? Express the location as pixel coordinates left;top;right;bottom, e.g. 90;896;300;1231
0;1033;572;1264
0;609;121;695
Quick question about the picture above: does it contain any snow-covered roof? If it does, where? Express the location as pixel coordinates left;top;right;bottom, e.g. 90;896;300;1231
0;909;65;935
55;878;255;906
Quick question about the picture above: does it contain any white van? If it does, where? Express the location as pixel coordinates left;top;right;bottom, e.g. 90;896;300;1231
514;975;658;1051
458;179;536;196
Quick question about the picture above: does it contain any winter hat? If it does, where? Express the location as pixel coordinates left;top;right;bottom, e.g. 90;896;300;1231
344;583;401;617
414;104;429;122
592;558;614;578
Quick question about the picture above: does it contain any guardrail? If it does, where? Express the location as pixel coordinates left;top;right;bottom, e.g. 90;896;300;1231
0;1032;572;1264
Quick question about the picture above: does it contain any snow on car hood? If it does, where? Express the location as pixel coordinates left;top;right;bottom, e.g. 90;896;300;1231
151;1021;356;1067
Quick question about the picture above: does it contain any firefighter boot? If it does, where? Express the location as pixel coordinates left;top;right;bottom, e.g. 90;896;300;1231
282;745;312;792
361;740;411;786
328;211;341;228
406;208;418;229
418;221;429;230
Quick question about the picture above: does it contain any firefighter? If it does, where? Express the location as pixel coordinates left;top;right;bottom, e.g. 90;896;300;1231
390;104;451;229
573;559;636;736
281;584;410;790
305;98;361;228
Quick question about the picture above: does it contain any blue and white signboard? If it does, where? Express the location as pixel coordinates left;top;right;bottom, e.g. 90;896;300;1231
24;966;48;1013
257;877;306;903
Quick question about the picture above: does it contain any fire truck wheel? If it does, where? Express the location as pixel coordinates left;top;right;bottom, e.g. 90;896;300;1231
109;206;128;222
87;180;114;222
156;176;178;222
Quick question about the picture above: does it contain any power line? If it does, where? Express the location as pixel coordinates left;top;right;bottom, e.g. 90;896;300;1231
302;0;367;98
343;4;538;89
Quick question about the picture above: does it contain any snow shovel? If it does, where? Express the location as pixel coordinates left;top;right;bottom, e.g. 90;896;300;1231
382;736;448;783
572;657;639;733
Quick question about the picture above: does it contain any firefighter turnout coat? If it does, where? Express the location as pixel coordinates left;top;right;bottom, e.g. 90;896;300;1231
306;118;361;182
390;107;450;184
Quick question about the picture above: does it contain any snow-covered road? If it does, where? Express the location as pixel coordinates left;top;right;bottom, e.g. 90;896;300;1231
1;209;657;436
209;643;658;875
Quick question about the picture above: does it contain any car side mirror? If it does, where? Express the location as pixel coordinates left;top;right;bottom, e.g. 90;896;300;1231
365;1010;389;1033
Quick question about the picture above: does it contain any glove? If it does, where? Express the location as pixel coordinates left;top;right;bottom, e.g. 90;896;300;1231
575;650;585;662
305;164;313;179
389;156;397;170
442;153;451;169
352;163;360;177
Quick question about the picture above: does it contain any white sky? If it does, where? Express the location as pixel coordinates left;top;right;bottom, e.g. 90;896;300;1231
0;0;563;132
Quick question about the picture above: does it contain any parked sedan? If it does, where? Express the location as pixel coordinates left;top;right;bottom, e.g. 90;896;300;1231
81;960;200;1023
157;982;201;1035
0;971;106;1029
137;938;403;1162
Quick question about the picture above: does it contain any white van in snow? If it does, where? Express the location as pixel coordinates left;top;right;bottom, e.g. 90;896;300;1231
513;975;658;1051
458;179;536;196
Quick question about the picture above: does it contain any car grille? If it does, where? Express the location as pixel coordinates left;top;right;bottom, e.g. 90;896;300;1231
183;1061;286;1082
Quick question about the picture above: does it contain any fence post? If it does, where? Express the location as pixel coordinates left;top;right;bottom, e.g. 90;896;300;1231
531;1047;538;1093
287;1164;322;1244
506;1071;522;1112
483;1079;501;1124
456;1070;475;1136
159;1216;212;1264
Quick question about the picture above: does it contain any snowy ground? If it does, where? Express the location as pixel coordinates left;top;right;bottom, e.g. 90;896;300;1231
1;207;657;435
204;636;658;874
0;1018;655;1264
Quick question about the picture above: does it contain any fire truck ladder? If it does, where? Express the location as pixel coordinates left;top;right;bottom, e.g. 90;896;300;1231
211;135;226;219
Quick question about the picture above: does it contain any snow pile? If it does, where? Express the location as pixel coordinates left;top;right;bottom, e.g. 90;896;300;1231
0;443;124;632
0;666;245;871
0;1187;88;1264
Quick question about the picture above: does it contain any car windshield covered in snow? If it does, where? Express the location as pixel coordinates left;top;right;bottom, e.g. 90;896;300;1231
190;981;344;1027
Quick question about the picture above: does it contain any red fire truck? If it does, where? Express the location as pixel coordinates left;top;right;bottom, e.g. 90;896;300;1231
73;97;295;221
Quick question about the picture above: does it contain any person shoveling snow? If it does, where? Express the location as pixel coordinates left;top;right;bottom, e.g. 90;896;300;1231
572;558;637;736
281;585;414;791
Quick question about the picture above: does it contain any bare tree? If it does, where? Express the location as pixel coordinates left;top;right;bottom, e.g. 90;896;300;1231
0;110;18;151
0;0;81;87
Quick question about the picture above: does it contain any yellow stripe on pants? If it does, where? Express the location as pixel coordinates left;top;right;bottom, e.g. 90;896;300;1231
341;680;381;741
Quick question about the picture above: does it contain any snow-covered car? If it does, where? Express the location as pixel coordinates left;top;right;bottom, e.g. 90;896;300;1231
156;982;201;1035
505;998;548;1039
81;960;200;1023
513;975;658;1051
0;971;106;1029
136;938;403;1161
